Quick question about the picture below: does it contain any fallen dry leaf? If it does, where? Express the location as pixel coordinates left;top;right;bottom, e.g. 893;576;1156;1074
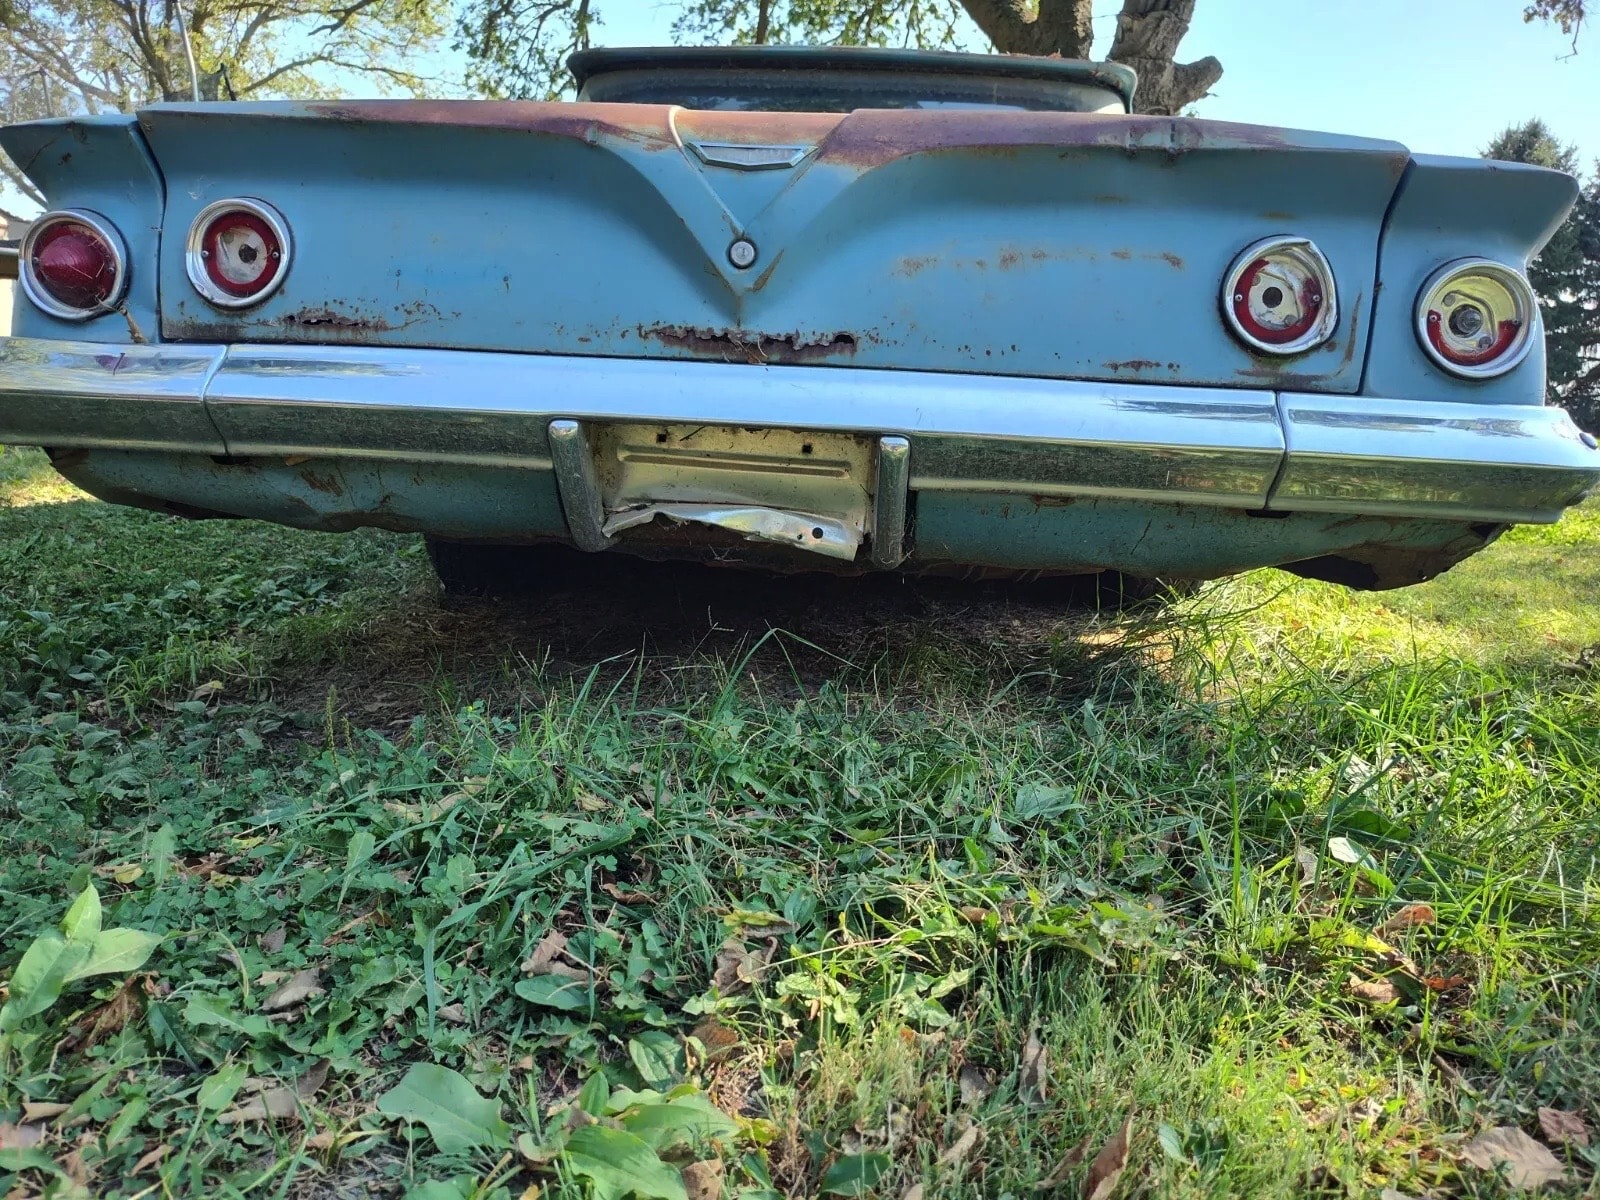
957;906;992;924
306;1128;382;1153
522;930;569;975
217;1059;330;1126
1084;1114;1133;1200
1376;903;1436;935
600;882;651;904
938;1123;983;1167
902;1186;925;1200
681;1158;723;1200
959;1064;996;1107
1538;1106;1589;1148
259;926;287;955
130;1143;171;1175
690;1017;740;1064
20;1102;68;1123
1460;1126;1568;1189
711;938;769;995
1295;846;1319;886
1034;1131;1094;1190
0;1122;45;1151
437;1003;468;1025
1020;1027;1049;1104
261;967;324;1012
1347;975;1399;1004
94;862;144;885
58;974;145;1055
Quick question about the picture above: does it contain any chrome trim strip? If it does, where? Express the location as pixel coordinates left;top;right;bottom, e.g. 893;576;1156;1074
872;436;911;568
1272;393;1600;523
687;141;812;171
3;339;1596;528
548;419;612;552
201;344;1285;508
0;339;225;453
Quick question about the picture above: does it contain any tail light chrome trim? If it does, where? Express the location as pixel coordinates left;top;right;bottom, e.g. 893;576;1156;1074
19;210;128;321
185;198;292;308
1222;236;1339;356
1415;258;1536;379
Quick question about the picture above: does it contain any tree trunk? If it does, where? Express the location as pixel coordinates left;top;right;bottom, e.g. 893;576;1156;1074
961;0;1094;58
962;0;1219;115
1106;0;1222;115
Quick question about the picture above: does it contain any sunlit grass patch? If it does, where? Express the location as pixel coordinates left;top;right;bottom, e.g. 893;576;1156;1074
0;484;1596;1197
0;444;84;505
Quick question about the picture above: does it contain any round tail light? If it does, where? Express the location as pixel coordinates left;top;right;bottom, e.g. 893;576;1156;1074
1415;259;1535;379
186;199;291;307
1222;236;1339;355
20;211;128;320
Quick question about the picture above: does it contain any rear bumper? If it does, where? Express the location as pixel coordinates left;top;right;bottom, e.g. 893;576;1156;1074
1;337;1596;532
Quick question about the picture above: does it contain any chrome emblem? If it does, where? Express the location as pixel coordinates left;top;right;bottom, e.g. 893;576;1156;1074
687;142;811;171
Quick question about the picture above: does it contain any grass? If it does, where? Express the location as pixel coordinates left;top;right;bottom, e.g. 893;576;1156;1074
1;441;1597;1199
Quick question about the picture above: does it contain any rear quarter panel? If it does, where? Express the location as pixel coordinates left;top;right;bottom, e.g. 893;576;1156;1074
0;116;163;344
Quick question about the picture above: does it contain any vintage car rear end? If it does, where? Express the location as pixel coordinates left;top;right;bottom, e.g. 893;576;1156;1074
1;46;1596;590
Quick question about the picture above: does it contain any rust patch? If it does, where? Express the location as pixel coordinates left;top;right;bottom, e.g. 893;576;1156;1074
1110;249;1132;260
300;100;680;152
300;468;343;496
643;325;863;365
896;255;938;277
1339;293;1363;369
816;110;1307;172
1261;211;1296;221
1158;252;1184;270
284;307;387;331
998;250;1022;270
1103;359;1178;375
169;299;448;343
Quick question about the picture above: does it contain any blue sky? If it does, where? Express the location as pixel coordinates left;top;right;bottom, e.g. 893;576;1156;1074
576;0;1598;164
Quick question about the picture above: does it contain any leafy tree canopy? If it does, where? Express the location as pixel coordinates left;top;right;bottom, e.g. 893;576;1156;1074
1;0;447;217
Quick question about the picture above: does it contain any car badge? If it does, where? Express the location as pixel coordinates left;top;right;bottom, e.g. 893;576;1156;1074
687;142;811;171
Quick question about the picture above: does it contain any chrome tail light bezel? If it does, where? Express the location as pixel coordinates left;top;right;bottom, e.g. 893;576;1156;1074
185;198;292;308
1222;235;1340;356
1414;258;1537;380
19;209;129;321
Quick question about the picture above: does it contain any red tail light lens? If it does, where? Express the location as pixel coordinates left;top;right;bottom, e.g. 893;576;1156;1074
20;211;127;320
186;199;291;307
1415;259;1535;379
1222;236;1339;355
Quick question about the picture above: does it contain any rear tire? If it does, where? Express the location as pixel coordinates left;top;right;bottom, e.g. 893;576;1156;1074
424;538;564;598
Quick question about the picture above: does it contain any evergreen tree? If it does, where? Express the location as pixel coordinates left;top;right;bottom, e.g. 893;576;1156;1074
1484;120;1600;430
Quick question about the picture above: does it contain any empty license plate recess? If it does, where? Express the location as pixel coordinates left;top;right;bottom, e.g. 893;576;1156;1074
592;423;876;560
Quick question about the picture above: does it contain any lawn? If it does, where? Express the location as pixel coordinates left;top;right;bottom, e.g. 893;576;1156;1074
1;442;1597;1200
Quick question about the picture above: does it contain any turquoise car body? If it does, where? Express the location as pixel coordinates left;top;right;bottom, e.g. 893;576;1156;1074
1;47;1596;588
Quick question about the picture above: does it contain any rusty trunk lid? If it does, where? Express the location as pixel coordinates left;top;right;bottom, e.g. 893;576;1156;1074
140;100;1411;391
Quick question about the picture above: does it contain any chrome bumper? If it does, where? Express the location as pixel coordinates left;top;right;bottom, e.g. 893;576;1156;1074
0;338;1595;527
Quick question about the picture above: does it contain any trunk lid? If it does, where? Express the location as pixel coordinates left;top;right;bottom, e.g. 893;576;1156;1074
140;100;1410;392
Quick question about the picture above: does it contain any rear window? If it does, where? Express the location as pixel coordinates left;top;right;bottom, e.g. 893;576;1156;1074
578;65;1126;113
